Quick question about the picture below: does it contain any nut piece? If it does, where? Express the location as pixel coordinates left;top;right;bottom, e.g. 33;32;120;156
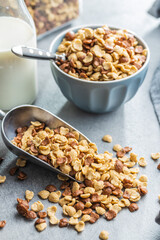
0;176;6;183
117;149;126;158
99;230;109;240
35;222;47;232
37;212;47;218
151;152;160;160
115;160;123;173
25;190;34;201
75;221;85;232
90;212;99;223
74;202;85;211
35;219;46;225
25;211;37;219
138;157;147;167
17;171;27;180
31;201;44;212
128;203;139;212
17;203;28;216
38;190;50;200
59;218;68;228
138;186;148;196
9;166;19;176
105;210;117;221
16;158;26;167
102;135;112;143
17;198;29;209
157;164;160;170
0;220;6;228
45;184;57;192
47;206;57;217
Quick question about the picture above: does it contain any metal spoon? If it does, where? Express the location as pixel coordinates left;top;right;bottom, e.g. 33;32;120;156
0;105;91;182
11;46;66;61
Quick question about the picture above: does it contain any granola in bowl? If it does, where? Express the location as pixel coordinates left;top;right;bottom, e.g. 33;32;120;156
56;25;147;81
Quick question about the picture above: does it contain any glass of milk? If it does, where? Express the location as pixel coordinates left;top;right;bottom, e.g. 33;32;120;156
0;0;37;111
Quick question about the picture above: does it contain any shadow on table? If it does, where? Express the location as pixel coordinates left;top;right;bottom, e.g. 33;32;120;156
55;100;126;149
56;100;125;123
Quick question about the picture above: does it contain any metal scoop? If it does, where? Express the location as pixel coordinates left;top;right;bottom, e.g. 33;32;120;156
11;46;66;61
0;105;90;182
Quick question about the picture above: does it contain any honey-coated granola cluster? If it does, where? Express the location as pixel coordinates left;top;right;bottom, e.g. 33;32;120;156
12;121;148;234
56;26;147;81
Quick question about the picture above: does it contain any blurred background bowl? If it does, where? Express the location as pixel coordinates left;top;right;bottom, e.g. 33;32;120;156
50;25;150;113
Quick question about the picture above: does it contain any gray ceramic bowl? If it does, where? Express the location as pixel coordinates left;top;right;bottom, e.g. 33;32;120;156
50;25;150;113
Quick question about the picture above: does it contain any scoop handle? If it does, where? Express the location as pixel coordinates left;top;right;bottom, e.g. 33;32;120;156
0;110;5;120
11;46;66;61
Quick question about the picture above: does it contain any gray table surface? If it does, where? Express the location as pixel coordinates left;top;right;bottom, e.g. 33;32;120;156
1;0;160;239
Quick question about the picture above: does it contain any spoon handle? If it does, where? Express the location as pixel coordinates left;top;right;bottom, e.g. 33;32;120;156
11;46;66;61
0;110;5;120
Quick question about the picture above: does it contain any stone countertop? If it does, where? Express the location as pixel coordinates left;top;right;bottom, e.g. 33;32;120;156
1;0;160;239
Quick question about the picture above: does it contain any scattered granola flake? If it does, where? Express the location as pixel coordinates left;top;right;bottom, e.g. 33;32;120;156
47;206;57;217
49;215;59;225
38;190;50;200
48;191;61;203
139;175;148;182
113;144;123;152
12;122;149;233
151;152;160;160
16;158;27;167
31;201;44;212
102;135;112;143
99;230;109;240
75;221;85;232
35;222;47;232
0;176;6;183
130;152;138;162
25;190;34;201
0;220;6;228
69;217;78;225
158;195;160;200
138;157;147;167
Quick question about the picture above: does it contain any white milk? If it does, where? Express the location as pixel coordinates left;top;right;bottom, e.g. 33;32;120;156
0;17;37;111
